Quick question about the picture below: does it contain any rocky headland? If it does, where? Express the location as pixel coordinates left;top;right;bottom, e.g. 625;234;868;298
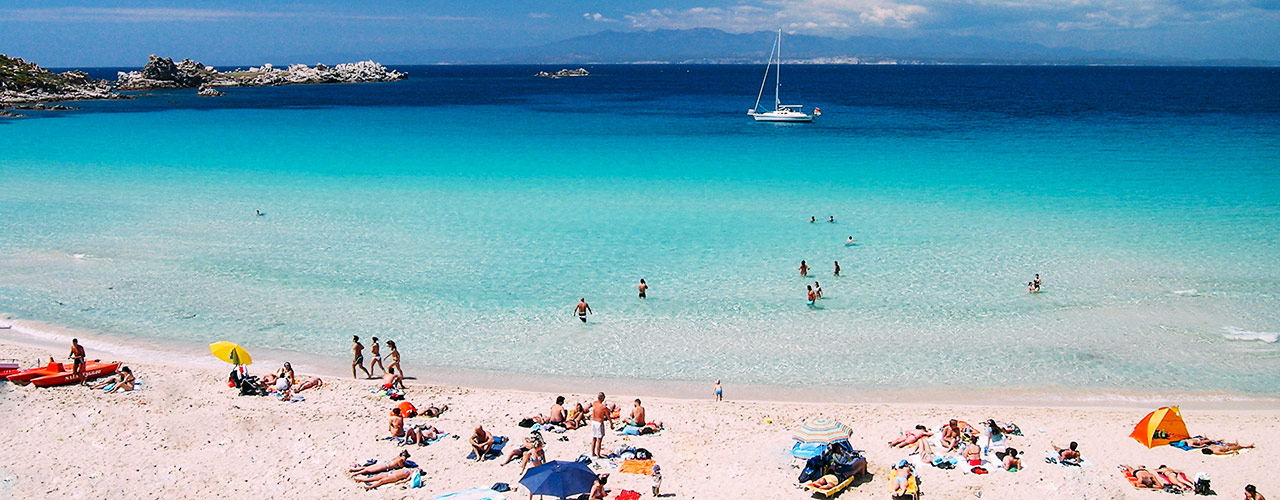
116;55;407;91
0;54;122;105
534;68;590;78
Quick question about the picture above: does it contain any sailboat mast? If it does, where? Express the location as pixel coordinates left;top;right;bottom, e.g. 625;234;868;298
775;28;781;109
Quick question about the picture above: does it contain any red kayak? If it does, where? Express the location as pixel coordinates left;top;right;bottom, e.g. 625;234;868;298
30;360;120;387
6;360;66;385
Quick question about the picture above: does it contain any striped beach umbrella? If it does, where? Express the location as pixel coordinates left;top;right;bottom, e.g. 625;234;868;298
792;419;853;444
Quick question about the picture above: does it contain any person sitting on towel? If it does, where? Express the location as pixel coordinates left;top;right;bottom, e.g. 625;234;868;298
470;425;494;462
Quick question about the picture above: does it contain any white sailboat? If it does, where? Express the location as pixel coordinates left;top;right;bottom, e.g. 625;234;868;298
748;28;820;123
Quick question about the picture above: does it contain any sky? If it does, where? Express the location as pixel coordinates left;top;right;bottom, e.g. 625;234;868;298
1;0;1278;66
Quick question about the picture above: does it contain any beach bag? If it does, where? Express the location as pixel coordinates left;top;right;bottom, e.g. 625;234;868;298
410;470;423;488
798;454;825;483
519;418;536;428
491;482;510;492
1194;478;1211;496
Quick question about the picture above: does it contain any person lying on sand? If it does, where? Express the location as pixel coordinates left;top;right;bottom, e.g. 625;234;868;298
995;448;1021;472
470;425;494;462
1202;441;1254;455
1053;441;1082;462
564;403;587;429
89;371;123;390
421;404;448;418
349;450;410;475
809;474;844;489
354;467;417;490
1156;465;1194;490
1120;465;1162;488
890;425;931;448
409;424;441;444
533;396;567;425
891;461;913;497
293;377;323;392
911;434;936;462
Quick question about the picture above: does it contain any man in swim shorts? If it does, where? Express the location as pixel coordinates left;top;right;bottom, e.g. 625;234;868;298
352;335;372;379
575;298;593;323
637;279;648;299
590;392;614;458
714;380;722;401
69;338;86;384
806;285;816;307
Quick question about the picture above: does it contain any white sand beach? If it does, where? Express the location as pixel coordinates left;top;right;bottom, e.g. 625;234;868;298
1;328;1276;500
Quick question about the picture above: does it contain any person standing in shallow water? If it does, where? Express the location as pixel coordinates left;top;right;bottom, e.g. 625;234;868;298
1034;274;1042;292
806;285;817;307
575;298;593;323
833;261;841;276
351;335;372;379
637;279;648;299
714;380;723;401
799;260;808;277
369;336;385;376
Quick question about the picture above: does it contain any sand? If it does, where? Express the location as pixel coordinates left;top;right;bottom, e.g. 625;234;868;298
1;331;1276;500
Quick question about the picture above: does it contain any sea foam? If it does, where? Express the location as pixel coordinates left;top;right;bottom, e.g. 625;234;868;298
1223;326;1279;343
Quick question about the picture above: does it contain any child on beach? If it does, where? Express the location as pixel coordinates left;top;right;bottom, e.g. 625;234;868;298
714;380;722;401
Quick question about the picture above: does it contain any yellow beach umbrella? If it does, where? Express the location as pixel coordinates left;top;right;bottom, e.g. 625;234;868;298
209;341;252;366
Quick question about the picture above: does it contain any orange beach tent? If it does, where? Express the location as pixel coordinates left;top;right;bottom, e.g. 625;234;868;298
1130;406;1190;448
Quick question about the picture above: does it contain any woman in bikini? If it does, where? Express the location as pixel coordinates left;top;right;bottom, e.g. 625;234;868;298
1156;465;1194;491
520;437;546;474
107;367;135;393
354;467;417;490
349;450;410;475
889;425;931;447
369;336;385;376
385;340;402;378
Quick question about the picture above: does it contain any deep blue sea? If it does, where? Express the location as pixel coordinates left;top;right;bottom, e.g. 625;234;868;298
3;65;1279;397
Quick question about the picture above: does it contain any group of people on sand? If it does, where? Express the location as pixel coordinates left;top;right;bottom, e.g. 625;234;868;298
388;402;448;445
348;450;419;491
352;335;402;380
256;362;324;399
524;392;661;458
65;338;136;392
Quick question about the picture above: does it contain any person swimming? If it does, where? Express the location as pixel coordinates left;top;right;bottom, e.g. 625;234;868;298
846;236;854;245
255;209;265;217
809;216;816;223
828;215;834;223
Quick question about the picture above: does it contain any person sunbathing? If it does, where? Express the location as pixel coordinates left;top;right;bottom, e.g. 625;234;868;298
107;367;135;393
1053;441;1081;462
941;419;977;450
891;461;913;497
520;437;546;474
349;450;410;475
995;448;1021;472
89;371;123;390
500;435;540;466
354;467;417;490
533;396;568;424
421;404;449;418
809;474;844;489
564;403;587;429
293;377;323;392
911;434;936;462
1155;465;1194;490
963;436;983;466
1202;441;1254;455
1120;465;1162;488
1184;436;1218;448
470;425;494;462
889;425;931;448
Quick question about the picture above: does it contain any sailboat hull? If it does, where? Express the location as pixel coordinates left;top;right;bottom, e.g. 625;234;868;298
750;111;813;122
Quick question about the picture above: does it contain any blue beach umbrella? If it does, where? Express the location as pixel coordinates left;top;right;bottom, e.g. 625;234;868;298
519;460;596;499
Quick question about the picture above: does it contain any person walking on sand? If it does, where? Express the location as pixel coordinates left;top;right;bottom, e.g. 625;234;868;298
806;285;817;307
369;336;385;376
637;279;648;299
799;260;808;277
69;338;86;384
574;298;593;323
833;261;840;276
351;336;372;379
386;340;402;378
714;380;723;401
589;392;614;458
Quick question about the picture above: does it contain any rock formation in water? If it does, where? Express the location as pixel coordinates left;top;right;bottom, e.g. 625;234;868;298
534;68;590;78
115;56;407;92
196;85;225;97
0;54;123;104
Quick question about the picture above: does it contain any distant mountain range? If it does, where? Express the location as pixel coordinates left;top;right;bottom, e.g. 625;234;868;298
357;28;1274;66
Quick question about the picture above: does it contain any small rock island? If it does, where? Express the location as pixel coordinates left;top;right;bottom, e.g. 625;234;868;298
534;68;590;78
1;54;122;107
116;55;407;93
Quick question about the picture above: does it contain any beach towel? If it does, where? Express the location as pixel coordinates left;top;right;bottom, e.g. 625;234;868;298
619;459;656;475
1169;440;1196;451
434;487;510;500
466;436;507;461
613;490;642;500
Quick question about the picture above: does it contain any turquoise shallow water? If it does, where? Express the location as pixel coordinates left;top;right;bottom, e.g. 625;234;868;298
2;65;1279;395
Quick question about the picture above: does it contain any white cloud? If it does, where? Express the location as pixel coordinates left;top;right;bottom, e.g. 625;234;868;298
584;12;618;22
529;12;552;19
622;0;929;34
